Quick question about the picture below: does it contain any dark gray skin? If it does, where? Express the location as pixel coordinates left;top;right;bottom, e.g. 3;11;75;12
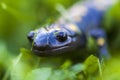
27;0;115;60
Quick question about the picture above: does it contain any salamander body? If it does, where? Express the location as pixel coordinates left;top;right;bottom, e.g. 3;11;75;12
27;0;117;59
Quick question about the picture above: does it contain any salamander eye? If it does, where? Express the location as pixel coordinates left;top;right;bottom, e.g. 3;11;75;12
55;32;67;42
27;31;35;42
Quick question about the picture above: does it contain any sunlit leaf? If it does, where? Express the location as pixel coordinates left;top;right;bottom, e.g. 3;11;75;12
10;48;40;80
84;55;99;74
60;59;72;69
70;63;85;74
25;68;52;80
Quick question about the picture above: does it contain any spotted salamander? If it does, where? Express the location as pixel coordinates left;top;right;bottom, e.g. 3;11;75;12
27;0;117;60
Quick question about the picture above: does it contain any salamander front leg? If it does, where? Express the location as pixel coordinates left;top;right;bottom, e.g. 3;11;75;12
97;38;111;60
89;28;111;60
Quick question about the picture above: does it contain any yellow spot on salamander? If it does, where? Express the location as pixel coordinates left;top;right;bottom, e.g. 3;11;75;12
68;24;81;34
97;38;105;46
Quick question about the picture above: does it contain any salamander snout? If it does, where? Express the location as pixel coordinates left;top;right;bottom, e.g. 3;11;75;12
32;32;50;51
33;41;50;51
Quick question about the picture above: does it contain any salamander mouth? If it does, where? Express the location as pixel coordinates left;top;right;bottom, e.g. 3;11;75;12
32;45;70;56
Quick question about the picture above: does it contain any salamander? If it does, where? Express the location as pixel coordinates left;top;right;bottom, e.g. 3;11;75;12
27;0;117;60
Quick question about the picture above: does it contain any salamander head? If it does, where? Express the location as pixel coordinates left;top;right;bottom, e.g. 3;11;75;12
27;24;81;56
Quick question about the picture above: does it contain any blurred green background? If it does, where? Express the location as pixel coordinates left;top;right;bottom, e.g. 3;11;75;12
0;0;120;80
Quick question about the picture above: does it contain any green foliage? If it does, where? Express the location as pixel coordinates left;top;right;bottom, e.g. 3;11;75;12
1;42;120;80
0;0;120;80
25;68;52;80
10;50;100;80
0;44;103;80
104;1;120;49
84;55;99;74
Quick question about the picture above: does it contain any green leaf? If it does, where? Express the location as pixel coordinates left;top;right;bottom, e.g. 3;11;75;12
49;70;65;80
101;57;120;80
49;69;76;80
84;55;99;74
20;48;40;67
10;48;41;80
60;59;72;69
25;68;52;80
70;63;85;74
